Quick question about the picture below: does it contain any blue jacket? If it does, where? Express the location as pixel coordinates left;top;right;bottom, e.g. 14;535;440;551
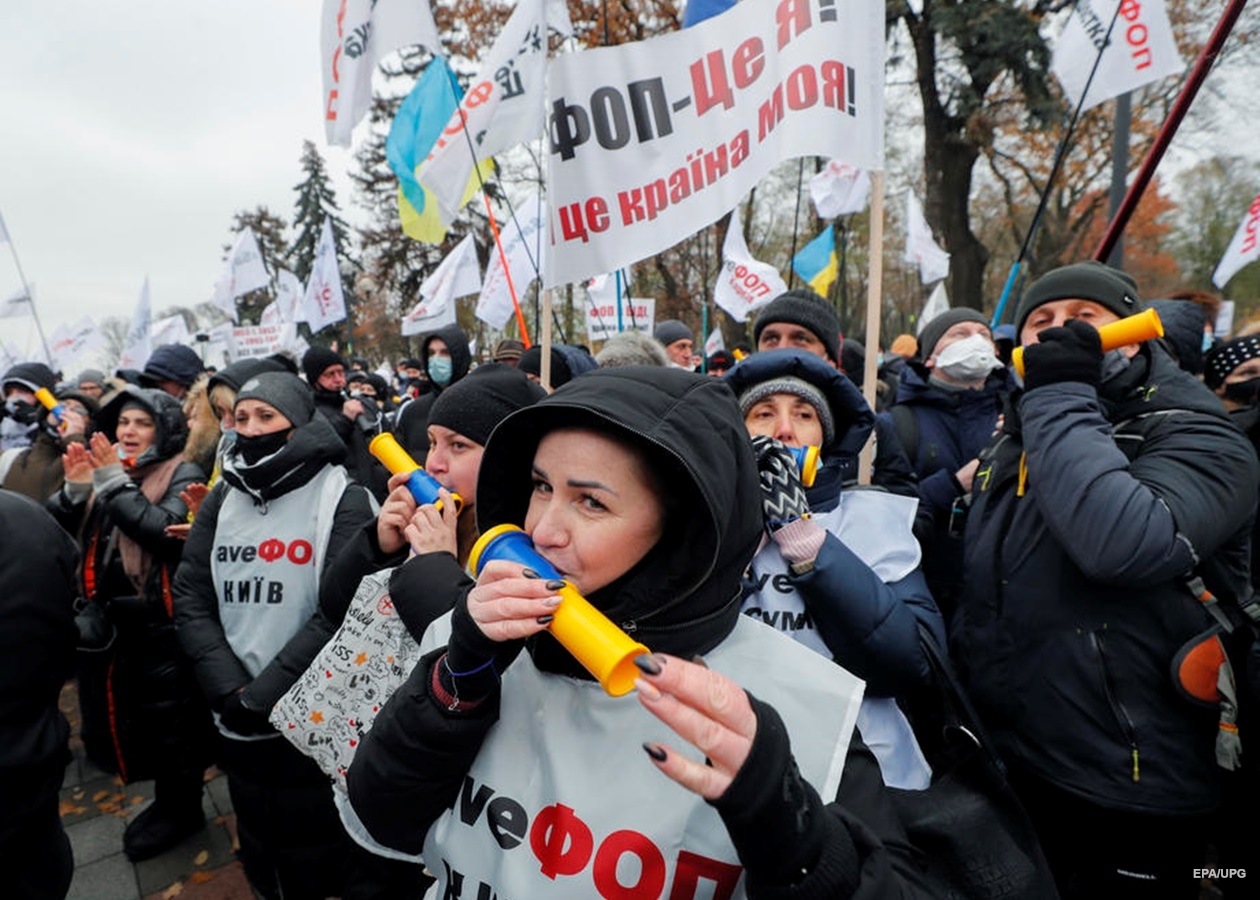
956;345;1258;815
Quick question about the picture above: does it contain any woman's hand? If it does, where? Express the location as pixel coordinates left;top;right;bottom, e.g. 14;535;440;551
635;654;757;800
403;487;459;558
376;471;419;555
62;442;94;484
87;432;118;469
464;560;565;644
180;482;210;518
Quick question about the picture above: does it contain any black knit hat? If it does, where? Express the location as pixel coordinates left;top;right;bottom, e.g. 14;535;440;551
236;372;315;426
301;346;345;385
1015;262;1141;340
2;361;57;394
917;308;990;361
428;363;546;446
207;357;287;394
753;289;842;362
1204;335;1260;390
140;344;204;388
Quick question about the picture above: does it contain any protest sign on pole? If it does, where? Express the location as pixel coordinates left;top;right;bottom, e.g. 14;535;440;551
586;296;655;343
544;0;884;286
230;324;299;361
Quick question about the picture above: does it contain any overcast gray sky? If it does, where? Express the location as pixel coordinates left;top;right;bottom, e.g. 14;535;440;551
0;0;360;357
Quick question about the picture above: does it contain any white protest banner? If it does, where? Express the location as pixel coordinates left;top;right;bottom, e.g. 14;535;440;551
48;317;105;372
545;0;884;286
478;193;545;329
403;233;482;336
0;283;32;319
713;208;787;322
905;192;950;285
274;268;304;322
150;314;191;348
704;325;725;356
322;0;441;146
210;228;271;322
260;302;282;326
587;296;655;343
810;160;870;218
1213;192;1260;289
230;323;298;361
301;218;348;332
916;281;950;336
119;278;153;371
1215;300;1236;338
1051;0;1183;112
419;0;572;225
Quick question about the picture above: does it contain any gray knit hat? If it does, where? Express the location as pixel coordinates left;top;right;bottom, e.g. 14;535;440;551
654;319;694;347
917;308;990;361
235;372;315;426
1015;261;1141;340
737;376;836;446
752;289;842;362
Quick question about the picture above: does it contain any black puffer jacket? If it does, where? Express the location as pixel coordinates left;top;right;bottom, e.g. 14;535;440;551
349;367;937;898
956;344;1258;816
50;388;213;782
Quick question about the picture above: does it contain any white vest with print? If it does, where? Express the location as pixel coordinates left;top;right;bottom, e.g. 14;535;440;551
211;463;349;679
744;490;932;789
416;615;864;899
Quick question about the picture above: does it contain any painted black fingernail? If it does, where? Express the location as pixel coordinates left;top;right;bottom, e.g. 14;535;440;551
536;614;554;625
545;579;566;591
691;654;708;669
642;742;667;762
634;654;662;676
521;568;540;579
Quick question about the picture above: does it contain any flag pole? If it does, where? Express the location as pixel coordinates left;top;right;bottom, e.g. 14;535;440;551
541;288;554;391
857;170;885;486
481;194;533;347
3;222;53;365
1093;0;1249;262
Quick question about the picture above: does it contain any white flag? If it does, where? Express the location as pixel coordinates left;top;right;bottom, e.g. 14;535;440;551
0;210;9;245
418;0;572;225
905;192;950;285
810;161;871;219
916;281;951;336
300;218;348;333
0;283;33;319
150;314;191;348
274;268;304;322
259;302;282;326
404;234;482;336
477;194;545;329
713;210;788;323
1051;0;1184;112
119;278;153;371
1212;192;1260;289
210;228;271;322
48;316;105;372
322;0;441;146
704;326;725;357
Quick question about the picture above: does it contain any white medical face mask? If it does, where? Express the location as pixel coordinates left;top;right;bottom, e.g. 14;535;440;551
934;333;1000;381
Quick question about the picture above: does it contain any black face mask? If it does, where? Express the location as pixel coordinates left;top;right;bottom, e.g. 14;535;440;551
1224;377;1260;408
4;398;43;425
235;429;291;465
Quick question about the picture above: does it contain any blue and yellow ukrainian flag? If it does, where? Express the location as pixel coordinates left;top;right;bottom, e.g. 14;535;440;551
386;57;491;244
792;224;839;297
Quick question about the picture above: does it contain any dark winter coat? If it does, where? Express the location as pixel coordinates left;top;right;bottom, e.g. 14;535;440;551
312;386;390;503
392;325;473;462
1;428;76;504
881;363;1011;616
48;389;213;782
348;366;938;899
173;415;376;716
955;345;1258;816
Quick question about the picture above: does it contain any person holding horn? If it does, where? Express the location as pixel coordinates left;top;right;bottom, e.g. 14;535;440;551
955;261;1258;897
346;366;937;899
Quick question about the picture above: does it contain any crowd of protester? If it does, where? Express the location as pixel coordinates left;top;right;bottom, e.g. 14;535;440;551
2;261;1259;899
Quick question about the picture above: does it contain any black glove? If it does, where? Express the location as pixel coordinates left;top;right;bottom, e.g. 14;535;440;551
1021;318;1104;391
750;435;810;532
219;691;275;736
439;585;529;702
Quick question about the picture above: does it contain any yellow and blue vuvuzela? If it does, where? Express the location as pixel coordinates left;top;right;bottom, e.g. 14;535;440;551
792;224;839;297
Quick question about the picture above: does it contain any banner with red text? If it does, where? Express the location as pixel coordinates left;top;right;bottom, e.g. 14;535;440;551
544;0;884;286
586;296;655;343
1213;192;1260;289
230;323;299;361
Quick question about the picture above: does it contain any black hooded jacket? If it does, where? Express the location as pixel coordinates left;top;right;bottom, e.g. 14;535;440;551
348;367;936;898
956;344;1258;816
392;325;472;462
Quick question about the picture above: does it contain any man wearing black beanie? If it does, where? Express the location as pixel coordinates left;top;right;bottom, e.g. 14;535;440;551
302;346;388;500
954;261;1258;893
